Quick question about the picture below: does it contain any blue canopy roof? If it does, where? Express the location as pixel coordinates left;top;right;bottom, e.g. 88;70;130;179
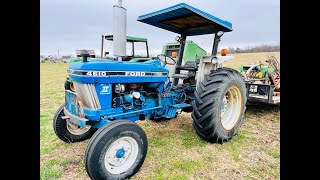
137;3;232;36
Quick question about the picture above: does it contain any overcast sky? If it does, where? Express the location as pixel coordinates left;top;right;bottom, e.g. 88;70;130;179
40;0;279;56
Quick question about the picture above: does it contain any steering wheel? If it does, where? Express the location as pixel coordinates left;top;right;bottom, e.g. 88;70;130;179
157;54;176;66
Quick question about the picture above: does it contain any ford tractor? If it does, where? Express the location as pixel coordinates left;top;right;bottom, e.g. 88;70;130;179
53;1;247;179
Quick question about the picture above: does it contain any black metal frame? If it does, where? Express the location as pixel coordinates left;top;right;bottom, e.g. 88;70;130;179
173;34;186;85
173;32;222;86
146;41;149;58
130;41;150;58
245;83;279;105
212;33;221;56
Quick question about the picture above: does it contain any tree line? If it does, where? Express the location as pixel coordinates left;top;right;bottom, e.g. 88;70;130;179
227;43;280;53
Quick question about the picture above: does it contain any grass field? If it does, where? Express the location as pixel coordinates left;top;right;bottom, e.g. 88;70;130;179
40;52;280;179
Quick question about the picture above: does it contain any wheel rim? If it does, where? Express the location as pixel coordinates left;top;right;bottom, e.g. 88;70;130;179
66;123;91;135
70;82;75;91
104;136;139;175
220;85;242;130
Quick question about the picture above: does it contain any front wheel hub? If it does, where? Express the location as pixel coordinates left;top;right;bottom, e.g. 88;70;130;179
116;148;125;158
105;137;138;174
66;122;91;135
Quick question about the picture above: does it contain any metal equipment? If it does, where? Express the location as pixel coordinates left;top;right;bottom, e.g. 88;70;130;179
240;56;280;105
53;2;247;179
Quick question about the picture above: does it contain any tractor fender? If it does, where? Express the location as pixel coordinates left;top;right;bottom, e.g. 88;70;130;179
211;55;234;64
196;55;234;88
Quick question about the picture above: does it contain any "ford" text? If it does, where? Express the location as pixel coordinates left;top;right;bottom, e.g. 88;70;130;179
125;72;146;76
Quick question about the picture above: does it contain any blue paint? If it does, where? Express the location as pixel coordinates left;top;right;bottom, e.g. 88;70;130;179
68;59;168;84
123;94;133;103
116;149;125;158
137;3;232;36
108;106;162;119
64;83;196;128
92;120;111;129
62;4;224;132
140;94;146;102
69;59;167;73
69;74;168;84
95;84;112;109
65;91;79;115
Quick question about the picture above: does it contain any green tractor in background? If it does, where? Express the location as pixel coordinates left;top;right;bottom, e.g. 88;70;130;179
104;35;151;62
161;40;207;82
240;63;275;79
162;40;207;61
66;35;151;64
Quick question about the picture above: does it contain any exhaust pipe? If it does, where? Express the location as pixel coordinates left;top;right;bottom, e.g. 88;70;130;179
113;0;127;61
80;50;90;62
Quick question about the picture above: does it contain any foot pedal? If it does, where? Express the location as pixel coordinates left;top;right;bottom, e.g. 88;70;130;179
163;106;177;118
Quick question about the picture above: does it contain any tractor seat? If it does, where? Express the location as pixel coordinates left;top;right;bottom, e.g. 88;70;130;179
172;74;189;79
172;61;198;79
176;61;198;71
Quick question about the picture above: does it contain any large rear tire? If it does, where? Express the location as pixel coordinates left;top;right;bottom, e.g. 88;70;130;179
85;120;148;180
192;68;247;143
53;104;96;143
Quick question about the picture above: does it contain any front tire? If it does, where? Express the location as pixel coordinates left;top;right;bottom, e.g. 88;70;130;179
53;104;96;143
85;120;148;180
192;68;247;143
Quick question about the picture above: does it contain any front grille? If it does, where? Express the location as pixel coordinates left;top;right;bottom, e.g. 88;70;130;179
73;82;101;109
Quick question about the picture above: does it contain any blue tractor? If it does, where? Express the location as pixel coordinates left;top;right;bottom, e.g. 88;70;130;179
53;2;247;179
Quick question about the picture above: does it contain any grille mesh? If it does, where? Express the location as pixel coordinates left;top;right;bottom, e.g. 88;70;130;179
73;82;101;109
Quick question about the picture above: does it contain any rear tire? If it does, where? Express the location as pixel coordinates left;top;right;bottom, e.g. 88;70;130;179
192;68;247;143
85;120;148;180
53;104;96;143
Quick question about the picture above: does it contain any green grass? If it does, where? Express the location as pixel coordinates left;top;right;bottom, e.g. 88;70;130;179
181;128;206;148
40;159;64;180
40;52;280;179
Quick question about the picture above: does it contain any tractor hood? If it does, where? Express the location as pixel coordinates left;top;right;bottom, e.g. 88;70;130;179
68;59;167;72
67;59;169;84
